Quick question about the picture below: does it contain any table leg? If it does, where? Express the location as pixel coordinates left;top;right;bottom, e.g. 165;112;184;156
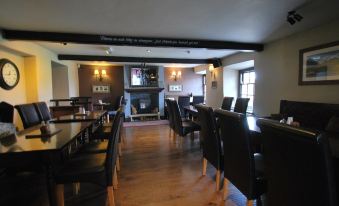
46;165;56;206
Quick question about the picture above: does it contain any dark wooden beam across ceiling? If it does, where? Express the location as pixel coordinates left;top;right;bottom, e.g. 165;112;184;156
58;54;221;66
2;29;264;51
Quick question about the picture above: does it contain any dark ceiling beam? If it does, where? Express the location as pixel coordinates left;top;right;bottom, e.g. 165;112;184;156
58;54;221;67
2;29;264;51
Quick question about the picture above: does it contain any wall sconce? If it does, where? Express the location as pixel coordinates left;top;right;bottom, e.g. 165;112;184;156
94;69;107;81
171;70;182;81
209;64;216;79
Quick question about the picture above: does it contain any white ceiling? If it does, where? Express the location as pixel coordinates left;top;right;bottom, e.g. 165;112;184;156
1;0;339;66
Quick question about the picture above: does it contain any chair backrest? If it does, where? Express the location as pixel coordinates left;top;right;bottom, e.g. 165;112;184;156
34;102;52;122
178;96;190;117
0;101;14;123
15;103;41;129
105;110;122;186
221;97;234;111
257;118;337;206
192;96;204;106
234;97;250;114
196;104;222;170
165;99;174;130
214;109;255;198
169;99;183;136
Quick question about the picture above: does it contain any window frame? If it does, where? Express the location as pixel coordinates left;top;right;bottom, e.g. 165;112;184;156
238;67;255;113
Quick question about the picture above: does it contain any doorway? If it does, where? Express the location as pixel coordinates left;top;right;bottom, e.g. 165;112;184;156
51;61;70;99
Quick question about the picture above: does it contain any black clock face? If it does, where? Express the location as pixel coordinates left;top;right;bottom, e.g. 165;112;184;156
0;59;20;90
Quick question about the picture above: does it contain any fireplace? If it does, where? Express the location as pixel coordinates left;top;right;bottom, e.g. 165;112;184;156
130;93;159;114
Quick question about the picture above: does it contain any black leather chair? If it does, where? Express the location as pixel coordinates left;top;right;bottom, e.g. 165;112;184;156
15;103;41;129
178;96;191;118
257;118;337;206
196;104;223;191
221;97;234;111
169;99;200;138
0;101;14;123
34;102;52;122
165;99;175;135
234;97;250;114
192;96;204;106
54;110;122;206
215;109;265;205
108;96;125;119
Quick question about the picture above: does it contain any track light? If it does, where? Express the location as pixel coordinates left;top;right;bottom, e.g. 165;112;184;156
287;10;303;25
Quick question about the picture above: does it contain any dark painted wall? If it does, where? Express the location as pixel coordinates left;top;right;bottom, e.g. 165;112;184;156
78;65;124;107
164;67;203;97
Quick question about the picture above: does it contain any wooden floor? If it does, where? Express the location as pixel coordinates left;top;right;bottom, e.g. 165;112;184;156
114;124;258;206
3;124;260;206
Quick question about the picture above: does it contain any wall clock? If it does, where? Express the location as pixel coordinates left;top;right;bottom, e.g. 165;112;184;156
0;59;20;90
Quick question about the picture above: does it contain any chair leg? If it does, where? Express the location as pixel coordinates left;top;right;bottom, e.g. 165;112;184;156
55;184;65;206
215;170;220;191
116;157;121;172
223;178;229;200
202;158;207;176
106;186;115;206
118;142;122;157
72;182;80;195
246;200;253;206
113;166;118;190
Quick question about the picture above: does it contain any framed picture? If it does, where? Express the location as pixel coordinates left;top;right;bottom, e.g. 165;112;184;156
211;81;217;89
168;84;182;92
92;85;110;93
299;41;339;85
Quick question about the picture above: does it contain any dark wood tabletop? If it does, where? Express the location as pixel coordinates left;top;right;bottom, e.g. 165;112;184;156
183;105;261;133
0;122;91;154
49;110;107;123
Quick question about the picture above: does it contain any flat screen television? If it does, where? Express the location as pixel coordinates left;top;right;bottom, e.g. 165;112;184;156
131;67;158;87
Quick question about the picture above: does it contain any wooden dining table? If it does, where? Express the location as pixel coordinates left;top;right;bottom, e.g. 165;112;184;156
183;105;261;133
0;110;107;206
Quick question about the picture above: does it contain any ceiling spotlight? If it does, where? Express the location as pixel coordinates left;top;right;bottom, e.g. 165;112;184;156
287;17;296;25
62;42;67;46
287;10;303;25
186;50;191;54
106;47;114;55
294;13;303;22
146;49;151;53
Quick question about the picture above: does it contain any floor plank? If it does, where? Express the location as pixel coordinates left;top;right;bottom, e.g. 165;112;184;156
115;124;256;206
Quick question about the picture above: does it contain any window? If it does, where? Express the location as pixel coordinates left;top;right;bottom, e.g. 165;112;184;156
239;68;255;113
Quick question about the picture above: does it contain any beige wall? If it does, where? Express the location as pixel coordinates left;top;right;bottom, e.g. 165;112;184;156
255;19;339;116
0;35;79;129
223;68;238;104
164;67;203;97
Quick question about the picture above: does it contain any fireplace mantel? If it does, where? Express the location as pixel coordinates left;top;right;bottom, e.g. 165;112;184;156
125;87;164;93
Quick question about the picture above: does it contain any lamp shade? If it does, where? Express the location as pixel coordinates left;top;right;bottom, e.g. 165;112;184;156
94;69;99;75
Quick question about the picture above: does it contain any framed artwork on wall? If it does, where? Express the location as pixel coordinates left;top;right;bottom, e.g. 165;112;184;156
92;85;110;93
211;81;217;89
299;41;339;85
168;84;182;92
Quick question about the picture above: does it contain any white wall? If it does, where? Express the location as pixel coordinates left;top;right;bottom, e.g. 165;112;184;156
223;68;238;101
255;19;339;116
0;35;79;129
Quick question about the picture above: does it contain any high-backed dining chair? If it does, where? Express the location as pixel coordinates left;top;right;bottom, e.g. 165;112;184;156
108;96;125;119
165;99;175;135
192;96;204;106
234;97;250;114
196;104;223;191
178;96;191;118
215;109;265;205
0;101;14;123
257;118;337;206
15;103;41;129
54;110;122;206
169;99;200;138
221;97;234;111
34;102;52;122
